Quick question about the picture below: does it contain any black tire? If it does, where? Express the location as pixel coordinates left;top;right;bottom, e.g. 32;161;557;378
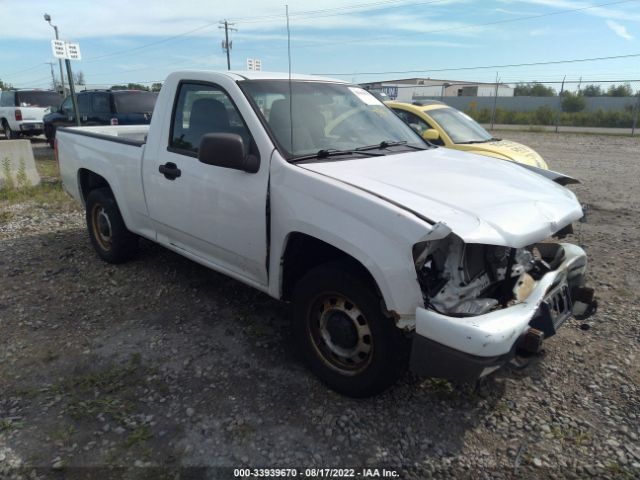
292;262;407;397
86;188;138;264
45;125;55;148
2;120;19;140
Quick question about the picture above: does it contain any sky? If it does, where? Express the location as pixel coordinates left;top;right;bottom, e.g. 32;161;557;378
0;0;639;91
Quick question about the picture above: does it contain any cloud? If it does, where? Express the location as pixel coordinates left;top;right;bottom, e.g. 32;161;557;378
529;28;549;36
513;0;640;22
606;20;633;40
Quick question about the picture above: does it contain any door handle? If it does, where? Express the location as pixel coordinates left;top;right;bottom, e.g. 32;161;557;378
159;162;181;180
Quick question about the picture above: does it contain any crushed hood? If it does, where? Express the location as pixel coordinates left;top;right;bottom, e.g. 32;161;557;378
300;148;583;248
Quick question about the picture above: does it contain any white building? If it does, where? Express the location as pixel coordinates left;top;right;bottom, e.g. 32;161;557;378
361;78;514;101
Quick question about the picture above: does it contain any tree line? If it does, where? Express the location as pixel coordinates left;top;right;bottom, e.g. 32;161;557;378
514;82;636;97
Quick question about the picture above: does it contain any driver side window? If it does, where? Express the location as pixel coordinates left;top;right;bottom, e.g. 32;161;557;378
170;82;251;155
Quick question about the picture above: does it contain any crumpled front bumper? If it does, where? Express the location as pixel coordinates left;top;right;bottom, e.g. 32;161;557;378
410;243;594;382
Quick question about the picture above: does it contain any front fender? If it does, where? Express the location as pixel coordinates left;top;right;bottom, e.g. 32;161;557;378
268;157;448;316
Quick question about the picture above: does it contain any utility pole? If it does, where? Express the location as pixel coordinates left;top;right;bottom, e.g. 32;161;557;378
219;20;237;70
490;72;500;131
46;62;57;91
555;75;566;134
632;90;640;136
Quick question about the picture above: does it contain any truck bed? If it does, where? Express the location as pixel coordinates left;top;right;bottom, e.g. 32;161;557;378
58;125;150;146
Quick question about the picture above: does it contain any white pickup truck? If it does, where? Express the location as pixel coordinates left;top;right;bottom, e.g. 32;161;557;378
57;71;595;397
0;89;63;139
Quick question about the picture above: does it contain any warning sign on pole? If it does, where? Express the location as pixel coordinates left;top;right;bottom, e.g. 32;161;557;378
51;40;67;59
50;40;82;61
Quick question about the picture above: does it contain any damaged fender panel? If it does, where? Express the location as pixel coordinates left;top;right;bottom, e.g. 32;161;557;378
413;243;587;358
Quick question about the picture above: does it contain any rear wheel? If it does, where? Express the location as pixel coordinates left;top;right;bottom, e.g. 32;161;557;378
86;188;138;263
2;120;19;140
45;125;55;148
292;262;406;397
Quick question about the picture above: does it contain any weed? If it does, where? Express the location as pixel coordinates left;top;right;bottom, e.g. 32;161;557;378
1;157;14;190
16;158;28;189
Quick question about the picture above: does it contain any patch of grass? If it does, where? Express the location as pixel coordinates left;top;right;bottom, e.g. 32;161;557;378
0;180;75;208
422;378;459;400
14;387;40;399
56;354;144;424
35;158;59;178
51;424;76;446
43;351;60;363
550;426;593;446
0;418;23;432
124;425;153;450
0;210;14;223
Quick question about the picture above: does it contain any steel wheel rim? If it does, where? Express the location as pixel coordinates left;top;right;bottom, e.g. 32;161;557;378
91;204;113;251
308;293;373;375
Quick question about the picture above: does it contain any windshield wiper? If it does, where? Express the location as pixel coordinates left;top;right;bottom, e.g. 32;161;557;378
355;140;427;151
290;148;385;163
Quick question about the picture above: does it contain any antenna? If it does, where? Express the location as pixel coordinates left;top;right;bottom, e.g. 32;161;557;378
286;5;293;153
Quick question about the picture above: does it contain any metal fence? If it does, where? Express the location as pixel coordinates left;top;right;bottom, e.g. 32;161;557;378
368;79;640;136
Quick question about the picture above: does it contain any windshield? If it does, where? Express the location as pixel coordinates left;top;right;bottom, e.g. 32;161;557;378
113;91;158;114
16;91;62;108
428;108;492;144
240;80;424;159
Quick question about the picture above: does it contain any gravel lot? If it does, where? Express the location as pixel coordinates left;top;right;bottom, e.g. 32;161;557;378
1;133;639;479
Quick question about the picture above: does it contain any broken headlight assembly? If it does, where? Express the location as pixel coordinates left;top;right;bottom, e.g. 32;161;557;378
413;235;538;317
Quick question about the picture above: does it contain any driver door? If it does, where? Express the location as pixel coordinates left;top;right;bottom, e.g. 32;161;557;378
141;81;269;287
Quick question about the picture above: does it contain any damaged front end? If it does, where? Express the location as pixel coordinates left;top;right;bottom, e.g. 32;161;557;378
409;233;596;382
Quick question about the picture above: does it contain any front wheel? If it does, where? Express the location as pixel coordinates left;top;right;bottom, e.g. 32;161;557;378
86;188;138;264
292;262;406;397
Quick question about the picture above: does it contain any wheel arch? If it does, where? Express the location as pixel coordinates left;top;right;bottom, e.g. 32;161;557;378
280;232;385;308
77;168;111;205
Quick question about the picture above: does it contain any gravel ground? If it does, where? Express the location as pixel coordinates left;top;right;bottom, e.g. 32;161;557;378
1;133;639;479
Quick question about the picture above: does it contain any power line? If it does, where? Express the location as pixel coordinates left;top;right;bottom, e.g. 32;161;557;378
381;79;640;88
231;0;449;24
300;0;638;51
79;1;439;64
60;0;638;67
2;63;48;79
83;24;220;63
314;52;640;76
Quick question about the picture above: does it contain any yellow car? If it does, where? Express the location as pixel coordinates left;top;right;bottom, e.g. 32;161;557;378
386;100;548;169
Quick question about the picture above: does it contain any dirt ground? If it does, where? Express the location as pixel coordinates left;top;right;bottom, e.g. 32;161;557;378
1;133;639;479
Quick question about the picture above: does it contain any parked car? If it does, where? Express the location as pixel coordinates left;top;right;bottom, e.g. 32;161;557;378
44;89;158;148
386;100;549;169
56;71;595;397
0;89;62;139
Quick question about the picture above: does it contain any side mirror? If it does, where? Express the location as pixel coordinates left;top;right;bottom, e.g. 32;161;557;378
198;133;260;173
422;129;440;142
